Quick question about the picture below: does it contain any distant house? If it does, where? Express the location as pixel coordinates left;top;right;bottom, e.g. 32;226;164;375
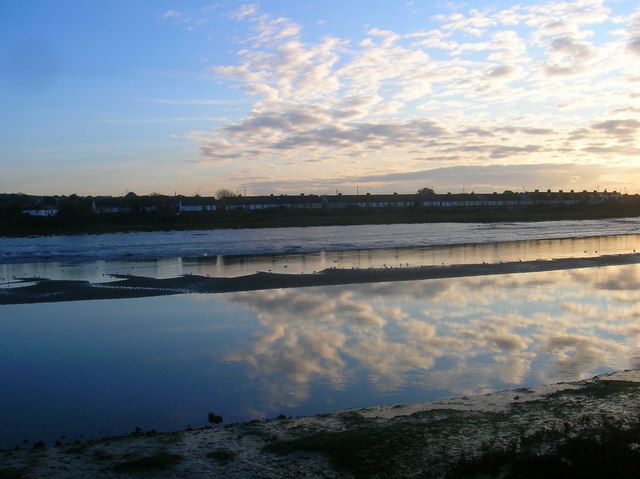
243;194;324;210
78;190;627;217
94;196;178;214
179;197;217;213
94;198;133;214
325;193;415;209
22;204;59;217
136;196;178;214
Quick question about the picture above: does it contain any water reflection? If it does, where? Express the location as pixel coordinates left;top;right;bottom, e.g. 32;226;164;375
2;264;640;447
2;234;640;286
223;264;640;409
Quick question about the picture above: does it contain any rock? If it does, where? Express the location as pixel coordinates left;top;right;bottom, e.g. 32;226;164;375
208;412;223;424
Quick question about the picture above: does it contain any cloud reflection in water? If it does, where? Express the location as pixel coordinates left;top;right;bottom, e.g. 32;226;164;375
221;264;640;414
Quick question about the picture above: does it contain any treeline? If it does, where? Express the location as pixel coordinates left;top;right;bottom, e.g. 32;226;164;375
3;191;640;237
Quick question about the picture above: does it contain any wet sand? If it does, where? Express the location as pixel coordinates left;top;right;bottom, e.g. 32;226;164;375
2;252;640;305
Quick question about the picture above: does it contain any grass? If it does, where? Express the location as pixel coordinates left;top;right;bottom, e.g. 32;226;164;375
545;380;640;399
207;448;237;462
111;450;183;473
448;416;640;478
91;448;112;461
266;421;432;478
338;411;372;427
0;468;29;479
265;402;640;479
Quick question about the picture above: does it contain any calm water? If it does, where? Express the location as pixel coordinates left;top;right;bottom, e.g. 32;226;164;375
2;263;640;448
2;233;640;285
3;218;640;264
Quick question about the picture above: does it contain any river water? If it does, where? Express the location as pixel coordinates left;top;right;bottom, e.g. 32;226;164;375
2;218;640;264
2;219;640;284
2;220;640;448
1;264;640;448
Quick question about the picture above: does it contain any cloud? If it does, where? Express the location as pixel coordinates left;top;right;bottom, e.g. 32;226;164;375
158;8;208;31
177;1;640;193
232;3;258;20
542;35;596;76
485;65;514;78
591;119;640;139
490;145;543;159
626;10;640;55
239;163;640;194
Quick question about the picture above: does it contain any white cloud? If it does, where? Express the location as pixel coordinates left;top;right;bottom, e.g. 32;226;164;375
179;1;640;192
232;3;258;20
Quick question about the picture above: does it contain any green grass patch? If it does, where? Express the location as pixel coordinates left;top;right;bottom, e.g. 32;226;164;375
546;381;640;400
448;416;640;478
91;448;112;461
112;450;183;473
207;448;237;462
0;468;29;479
266;422;430;478
338;411;372;427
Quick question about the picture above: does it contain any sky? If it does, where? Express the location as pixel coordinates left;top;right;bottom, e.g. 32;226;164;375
0;0;639;196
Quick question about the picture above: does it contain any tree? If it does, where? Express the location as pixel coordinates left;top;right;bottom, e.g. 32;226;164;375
417;187;435;196
215;188;236;199
215;188;237;212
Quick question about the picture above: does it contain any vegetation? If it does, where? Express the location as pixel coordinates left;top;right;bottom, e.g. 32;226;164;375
3;191;640;237
417;187;435;195
0;468;29;479
448;416;640;479
215;188;237;199
266;409;473;478
207;448;237;462
266;412;640;479
111;450;183;472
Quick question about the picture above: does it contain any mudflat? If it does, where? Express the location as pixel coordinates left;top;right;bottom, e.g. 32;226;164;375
3;252;640;305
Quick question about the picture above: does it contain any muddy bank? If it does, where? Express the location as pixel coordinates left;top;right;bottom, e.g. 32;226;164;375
2;252;640;305
2;370;640;478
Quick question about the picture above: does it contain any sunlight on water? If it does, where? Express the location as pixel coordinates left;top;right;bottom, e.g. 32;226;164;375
2;218;640;266
2;233;640;284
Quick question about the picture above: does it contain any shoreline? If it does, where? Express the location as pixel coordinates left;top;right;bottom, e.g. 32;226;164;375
3;208;640;238
3;369;640;477
2;252;640;305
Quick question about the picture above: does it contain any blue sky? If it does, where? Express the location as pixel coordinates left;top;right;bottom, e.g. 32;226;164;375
1;1;639;195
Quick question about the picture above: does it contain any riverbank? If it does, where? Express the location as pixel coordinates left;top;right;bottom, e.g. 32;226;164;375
3;369;640;478
3;205;640;237
3;252;640;305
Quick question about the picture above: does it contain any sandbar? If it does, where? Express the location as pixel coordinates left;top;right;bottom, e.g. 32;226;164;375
2;252;640;305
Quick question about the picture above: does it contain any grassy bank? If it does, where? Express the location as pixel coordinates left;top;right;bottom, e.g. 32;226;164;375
2;203;640;237
3;370;640;478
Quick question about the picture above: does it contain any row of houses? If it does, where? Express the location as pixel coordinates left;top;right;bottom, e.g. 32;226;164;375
21;190;628;217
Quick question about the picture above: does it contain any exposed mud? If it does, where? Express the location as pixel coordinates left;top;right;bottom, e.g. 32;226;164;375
2;253;640;305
